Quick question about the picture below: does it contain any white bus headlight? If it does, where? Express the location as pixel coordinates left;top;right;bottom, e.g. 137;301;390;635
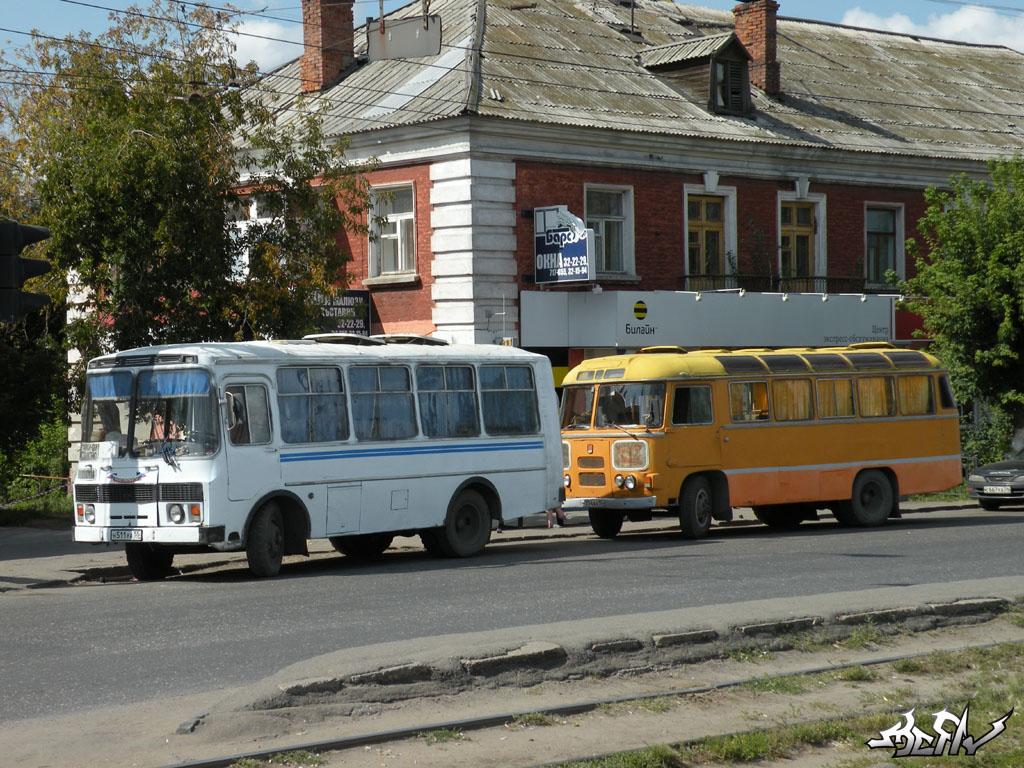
168;504;185;524
624;475;637;490
84;505;96;524
612;440;648;470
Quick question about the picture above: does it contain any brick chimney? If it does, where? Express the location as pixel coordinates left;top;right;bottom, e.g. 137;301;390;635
300;0;354;93
733;0;781;96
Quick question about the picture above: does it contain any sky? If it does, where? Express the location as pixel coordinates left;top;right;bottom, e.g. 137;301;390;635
3;0;1024;71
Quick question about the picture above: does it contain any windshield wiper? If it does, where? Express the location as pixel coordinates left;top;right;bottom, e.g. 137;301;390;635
160;441;179;469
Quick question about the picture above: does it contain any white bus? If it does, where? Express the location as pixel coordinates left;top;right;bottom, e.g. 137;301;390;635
72;337;562;579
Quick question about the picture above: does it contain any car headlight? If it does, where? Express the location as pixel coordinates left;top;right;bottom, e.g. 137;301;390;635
968;474;984;483
168;504;185;524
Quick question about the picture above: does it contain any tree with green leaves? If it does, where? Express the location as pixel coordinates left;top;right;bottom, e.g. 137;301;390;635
1;0;374;369
905;157;1024;461
0;1;376;501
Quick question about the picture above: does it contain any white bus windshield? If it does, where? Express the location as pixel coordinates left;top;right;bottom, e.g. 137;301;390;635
82;370;218;458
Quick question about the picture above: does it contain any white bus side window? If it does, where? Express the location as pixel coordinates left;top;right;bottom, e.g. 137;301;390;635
480;365;539;435
671;385;712;425
417;365;480;438
276;367;348;444
350;366;417;441
226;385;272;445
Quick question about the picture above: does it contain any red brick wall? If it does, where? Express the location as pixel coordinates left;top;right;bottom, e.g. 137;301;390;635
340;163;435;335
300;0;354;93
515;161;928;288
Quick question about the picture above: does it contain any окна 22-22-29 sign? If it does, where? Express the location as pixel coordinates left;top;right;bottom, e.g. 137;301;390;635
534;206;596;285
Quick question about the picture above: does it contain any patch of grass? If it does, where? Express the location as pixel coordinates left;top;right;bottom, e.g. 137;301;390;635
909;483;970;502
891;657;926;675
596;696;678;717
0;493;72;527
841;623;886;650
228;752;325;768
418;728;465;745
742;674;810;695
268;751;324;767
559;743;686;768
726;646;774;664
831;665;879;683
512;712;558;727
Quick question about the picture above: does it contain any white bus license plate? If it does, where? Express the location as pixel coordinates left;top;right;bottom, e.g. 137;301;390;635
110;529;143;542
983;485;1012;495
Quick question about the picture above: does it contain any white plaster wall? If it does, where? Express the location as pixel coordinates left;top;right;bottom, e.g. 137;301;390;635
429;157;520;344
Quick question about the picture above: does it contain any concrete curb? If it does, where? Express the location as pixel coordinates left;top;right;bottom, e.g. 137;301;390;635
244;594;1018;713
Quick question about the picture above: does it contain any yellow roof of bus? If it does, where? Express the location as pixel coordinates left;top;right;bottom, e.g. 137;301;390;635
561;343;942;385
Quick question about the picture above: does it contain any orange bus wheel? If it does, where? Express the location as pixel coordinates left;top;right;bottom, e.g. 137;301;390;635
679;476;713;539
752;505;804;530
842;470;894;527
589;509;624;539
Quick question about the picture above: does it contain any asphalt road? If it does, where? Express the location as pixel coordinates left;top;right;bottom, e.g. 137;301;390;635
2;508;1023;723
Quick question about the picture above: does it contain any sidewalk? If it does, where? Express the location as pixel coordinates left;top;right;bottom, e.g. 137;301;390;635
0;501;981;592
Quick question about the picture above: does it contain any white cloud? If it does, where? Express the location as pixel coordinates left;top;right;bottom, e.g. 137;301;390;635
842;6;1024;52
229;19;304;72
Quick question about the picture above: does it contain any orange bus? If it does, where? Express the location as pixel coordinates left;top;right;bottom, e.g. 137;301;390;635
560;343;962;538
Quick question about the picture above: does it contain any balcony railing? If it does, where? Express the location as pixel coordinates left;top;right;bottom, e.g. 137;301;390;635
683;274;899;294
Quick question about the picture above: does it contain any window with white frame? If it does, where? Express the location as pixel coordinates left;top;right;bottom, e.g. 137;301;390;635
865;205;904;287
585;186;634;275
370;185;416;277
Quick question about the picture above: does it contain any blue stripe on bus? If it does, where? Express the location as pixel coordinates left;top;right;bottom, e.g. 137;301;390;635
280;440;545;463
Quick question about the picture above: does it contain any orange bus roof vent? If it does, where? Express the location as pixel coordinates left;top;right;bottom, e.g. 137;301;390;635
639;346;687;355
847;341;896;350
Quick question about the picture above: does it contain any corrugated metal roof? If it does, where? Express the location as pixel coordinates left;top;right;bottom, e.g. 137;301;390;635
252;0;1024;162
638;32;737;69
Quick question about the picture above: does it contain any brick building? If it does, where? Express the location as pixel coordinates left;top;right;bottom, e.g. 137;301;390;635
246;0;1024;376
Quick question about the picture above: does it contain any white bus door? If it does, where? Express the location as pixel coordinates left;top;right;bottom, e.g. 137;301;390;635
224;382;279;502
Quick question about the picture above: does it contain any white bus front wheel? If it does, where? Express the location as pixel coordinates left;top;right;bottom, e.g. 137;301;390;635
246;503;284;577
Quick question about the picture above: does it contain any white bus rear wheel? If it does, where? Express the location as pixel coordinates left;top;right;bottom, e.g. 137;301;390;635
439;489;491;557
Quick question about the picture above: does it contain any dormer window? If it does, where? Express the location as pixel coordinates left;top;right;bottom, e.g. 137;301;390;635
713;58;750;115
638;33;753;117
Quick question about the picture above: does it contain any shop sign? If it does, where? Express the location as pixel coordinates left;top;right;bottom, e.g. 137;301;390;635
320;289;371;335
534;205;596;285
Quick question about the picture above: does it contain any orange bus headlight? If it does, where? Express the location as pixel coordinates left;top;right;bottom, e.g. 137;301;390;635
612;440;648;470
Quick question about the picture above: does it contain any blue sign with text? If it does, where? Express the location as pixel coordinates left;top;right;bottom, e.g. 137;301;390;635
534;206;596;285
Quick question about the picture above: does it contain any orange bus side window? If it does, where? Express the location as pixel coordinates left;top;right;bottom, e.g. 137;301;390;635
730;381;769;421
817;378;855;418
772;379;813;421
898;375;935;416
672;386;713;425
857;376;895;418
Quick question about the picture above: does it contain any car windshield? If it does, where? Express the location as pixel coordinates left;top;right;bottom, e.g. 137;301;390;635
82;369;218;459
595;383;665;429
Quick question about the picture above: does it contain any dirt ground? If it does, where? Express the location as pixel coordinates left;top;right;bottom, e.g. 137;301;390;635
4;616;1019;768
